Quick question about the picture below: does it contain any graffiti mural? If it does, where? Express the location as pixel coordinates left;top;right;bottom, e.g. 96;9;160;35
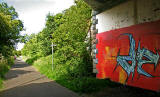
96;20;160;91
115;34;159;82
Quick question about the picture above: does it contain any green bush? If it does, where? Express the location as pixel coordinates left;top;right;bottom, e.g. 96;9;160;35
26;56;40;65
0;78;3;89
0;57;9;78
0;56;14;89
33;55;110;93
7;56;14;66
0;1;22;89
0;56;13;78
22;0;110;93
0;3;23;58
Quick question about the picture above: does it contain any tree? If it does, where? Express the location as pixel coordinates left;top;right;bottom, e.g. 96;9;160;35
0;2;23;57
22;0;92;81
51;0;92;78
0;2;23;79
0;2;18;19
22;13;65;57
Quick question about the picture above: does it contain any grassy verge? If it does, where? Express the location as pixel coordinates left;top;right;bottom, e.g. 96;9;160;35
0;78;3;89
22;56;40;65
22;56;30;62
0;56;14;89
24;55;117;94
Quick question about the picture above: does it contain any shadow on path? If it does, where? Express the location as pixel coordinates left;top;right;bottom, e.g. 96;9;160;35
0;59;80;97
11;59;30;68
4;70;33;80
0;80;78;97
4;59;32;80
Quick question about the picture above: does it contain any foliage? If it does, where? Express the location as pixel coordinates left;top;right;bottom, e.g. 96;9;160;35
22;0;92;76
0;55;14;89
26;56;40;65
22;0;108;93
14;50;21;57
0;78;2;89
20;34;33;43
0;57;8;78
0;2;18;19
33;55;108;93
0;55;14;78
0;2;23;57
0;2;22;89
21;13;65;57
50;0;92;81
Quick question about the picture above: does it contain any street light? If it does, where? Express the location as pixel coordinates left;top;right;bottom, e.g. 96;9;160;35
51;42;56;71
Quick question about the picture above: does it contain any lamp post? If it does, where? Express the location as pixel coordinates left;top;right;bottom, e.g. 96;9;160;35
51;42;56;71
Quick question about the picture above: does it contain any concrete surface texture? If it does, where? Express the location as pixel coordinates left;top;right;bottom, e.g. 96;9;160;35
97;0;160;33
0;58;80;97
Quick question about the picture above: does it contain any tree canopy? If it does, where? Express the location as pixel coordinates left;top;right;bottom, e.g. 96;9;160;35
0;2;23;57
22;0;92;79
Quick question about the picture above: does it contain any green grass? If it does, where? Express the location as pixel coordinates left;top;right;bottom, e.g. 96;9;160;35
0;56;14;89
0;58;11;78
0;78;5;91
22;56;30;62
31;55;116;94
0;78;3;89
22;56;39;65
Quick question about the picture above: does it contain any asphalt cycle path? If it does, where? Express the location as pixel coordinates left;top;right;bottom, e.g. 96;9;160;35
0;58;80;97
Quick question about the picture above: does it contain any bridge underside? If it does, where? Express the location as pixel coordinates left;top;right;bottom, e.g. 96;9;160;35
84;0;129;13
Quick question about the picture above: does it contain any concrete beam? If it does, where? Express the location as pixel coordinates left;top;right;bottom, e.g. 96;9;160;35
84;0;129;13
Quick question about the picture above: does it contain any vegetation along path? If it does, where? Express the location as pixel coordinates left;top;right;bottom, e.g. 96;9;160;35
0;58;80;97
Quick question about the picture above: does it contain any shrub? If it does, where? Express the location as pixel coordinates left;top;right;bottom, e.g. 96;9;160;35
0;56;13;78
0;57;9;78
0;56;14;89
26;56;40;65
33;55;109;93
22;0;110;93
0;78;2;89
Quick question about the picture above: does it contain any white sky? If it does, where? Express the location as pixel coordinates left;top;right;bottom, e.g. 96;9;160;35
4;0;74;50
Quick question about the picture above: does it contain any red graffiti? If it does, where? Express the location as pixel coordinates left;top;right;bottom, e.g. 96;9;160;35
96;20;160;91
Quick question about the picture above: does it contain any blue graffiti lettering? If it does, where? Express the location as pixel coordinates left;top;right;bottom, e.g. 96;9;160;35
116;34;136;79
116;34;159;81
136;42;159;77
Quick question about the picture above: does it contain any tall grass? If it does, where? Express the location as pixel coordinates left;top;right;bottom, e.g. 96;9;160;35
0;56;14;89
32;55;114;93
0;78;2;89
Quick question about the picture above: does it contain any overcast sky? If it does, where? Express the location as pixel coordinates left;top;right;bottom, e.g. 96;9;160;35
3;0;74;50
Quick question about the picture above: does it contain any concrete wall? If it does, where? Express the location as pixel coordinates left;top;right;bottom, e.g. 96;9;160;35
97;0;160;33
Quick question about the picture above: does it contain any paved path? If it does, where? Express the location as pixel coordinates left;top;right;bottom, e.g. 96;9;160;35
0;58;80;97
